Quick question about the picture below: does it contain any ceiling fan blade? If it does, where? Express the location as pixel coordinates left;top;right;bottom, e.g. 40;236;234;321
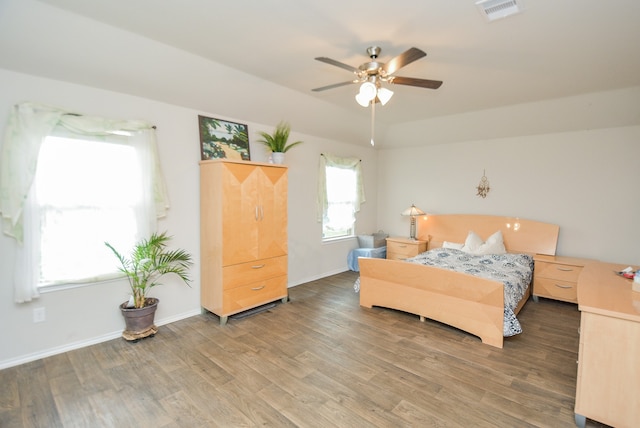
382;47;427;75
315;57;359;73
389;76;443;89
311;81;355;92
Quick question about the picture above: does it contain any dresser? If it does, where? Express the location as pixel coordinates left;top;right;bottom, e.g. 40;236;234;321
532;255;590;303
574;261;640;428
385;237;427;260
200;160;288;325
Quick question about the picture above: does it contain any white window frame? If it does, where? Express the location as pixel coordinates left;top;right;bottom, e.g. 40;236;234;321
317;154;365;242
322;165;357;240
30;133;148;289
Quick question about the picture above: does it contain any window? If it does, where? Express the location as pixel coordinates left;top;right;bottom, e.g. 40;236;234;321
33;135;142;286
317;154;365;241
0;102;168;302
323;166;357;239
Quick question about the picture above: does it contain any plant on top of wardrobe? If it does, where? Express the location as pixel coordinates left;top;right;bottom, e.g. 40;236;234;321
256;121;303;153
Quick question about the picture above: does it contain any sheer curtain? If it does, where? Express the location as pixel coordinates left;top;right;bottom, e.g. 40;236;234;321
0;102;169;302
317;153;365;230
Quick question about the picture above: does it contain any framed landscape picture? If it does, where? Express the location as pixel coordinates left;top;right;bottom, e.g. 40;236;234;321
198;115;250;161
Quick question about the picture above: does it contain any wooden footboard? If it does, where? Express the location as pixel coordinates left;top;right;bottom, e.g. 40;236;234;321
359;257;508;348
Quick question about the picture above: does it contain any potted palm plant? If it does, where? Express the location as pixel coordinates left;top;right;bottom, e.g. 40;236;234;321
256;121;303;164
105;231;193;341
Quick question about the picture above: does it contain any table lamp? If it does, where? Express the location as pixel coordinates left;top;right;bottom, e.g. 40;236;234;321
402;204;425;240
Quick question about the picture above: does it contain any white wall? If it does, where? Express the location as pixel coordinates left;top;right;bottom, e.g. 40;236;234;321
377;124;640;265
382;86;640;148
0;68;378;368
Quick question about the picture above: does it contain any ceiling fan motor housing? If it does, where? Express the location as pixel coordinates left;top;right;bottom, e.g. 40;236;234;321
359;62;383;76
359;47;387;81
366;46;381;58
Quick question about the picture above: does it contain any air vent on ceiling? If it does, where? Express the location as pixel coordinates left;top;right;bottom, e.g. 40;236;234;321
475;0;523;21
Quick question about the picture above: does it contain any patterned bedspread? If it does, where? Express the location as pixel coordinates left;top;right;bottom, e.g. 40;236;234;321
406;248;534;337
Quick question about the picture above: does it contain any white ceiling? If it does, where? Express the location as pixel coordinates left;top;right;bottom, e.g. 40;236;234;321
3;0;640;146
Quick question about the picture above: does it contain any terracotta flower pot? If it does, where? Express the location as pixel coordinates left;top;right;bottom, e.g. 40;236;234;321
120;297;159;341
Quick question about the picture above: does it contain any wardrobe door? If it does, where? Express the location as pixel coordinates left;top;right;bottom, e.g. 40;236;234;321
256;165;288;260
221;162;259;266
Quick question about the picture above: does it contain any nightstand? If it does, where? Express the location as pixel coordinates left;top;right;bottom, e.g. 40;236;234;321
532;254;591;303
386;237;427;260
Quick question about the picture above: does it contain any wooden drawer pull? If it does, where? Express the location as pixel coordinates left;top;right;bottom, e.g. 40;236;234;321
398;245;407;248
251;264;265;269
251;285;265;291
556;267;574;271
554;284;573;289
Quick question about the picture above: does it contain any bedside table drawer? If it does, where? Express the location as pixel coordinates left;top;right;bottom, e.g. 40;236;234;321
533;277;577;303
387;251;411;261
535;261;583;282
386;238;427;260
387;244;418;259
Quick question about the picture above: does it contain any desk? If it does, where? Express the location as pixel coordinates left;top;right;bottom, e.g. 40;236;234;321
574;261;640;427
348;247;386;272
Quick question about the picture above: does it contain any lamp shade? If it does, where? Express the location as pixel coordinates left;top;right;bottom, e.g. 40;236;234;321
355;93;371;107
355;82;377;107
359;82;377;99
402;204;425;216
376;87;394;105
401;204;425;240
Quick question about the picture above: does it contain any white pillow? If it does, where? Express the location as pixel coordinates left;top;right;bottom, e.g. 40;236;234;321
461;231;484;252
461;230;506;255
442;241;464;250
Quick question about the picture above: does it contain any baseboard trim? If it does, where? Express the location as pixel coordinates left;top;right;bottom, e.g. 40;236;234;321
288;266;350;288
0;308;201;370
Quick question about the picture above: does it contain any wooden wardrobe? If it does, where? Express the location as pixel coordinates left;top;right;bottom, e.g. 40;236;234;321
200;159;288;324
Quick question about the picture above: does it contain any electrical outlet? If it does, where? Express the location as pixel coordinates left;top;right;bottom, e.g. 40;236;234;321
33;307;46;323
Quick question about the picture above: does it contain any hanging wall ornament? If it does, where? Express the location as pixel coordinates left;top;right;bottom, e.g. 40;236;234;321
476;170;490;198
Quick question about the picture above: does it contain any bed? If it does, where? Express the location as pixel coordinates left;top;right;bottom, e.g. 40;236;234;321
358;214;559;348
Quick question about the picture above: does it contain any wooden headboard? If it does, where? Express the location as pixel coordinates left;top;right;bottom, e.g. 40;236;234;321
416;214;559;255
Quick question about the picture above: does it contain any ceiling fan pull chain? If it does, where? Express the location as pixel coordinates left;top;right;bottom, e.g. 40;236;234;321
370;100;375;146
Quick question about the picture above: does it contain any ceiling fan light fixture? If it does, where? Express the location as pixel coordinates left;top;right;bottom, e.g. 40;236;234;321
355;81;377;107
377;87;394;105
355;92;371;107
359;81;376;99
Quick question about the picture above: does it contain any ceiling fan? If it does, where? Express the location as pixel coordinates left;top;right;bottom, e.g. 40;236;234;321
312;46;442;146
312;46;443;99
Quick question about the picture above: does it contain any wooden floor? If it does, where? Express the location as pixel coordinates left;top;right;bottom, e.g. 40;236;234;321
1;271;608;427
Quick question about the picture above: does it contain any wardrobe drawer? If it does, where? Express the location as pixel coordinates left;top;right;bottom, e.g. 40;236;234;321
223;255;287;290
222;275;287;313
